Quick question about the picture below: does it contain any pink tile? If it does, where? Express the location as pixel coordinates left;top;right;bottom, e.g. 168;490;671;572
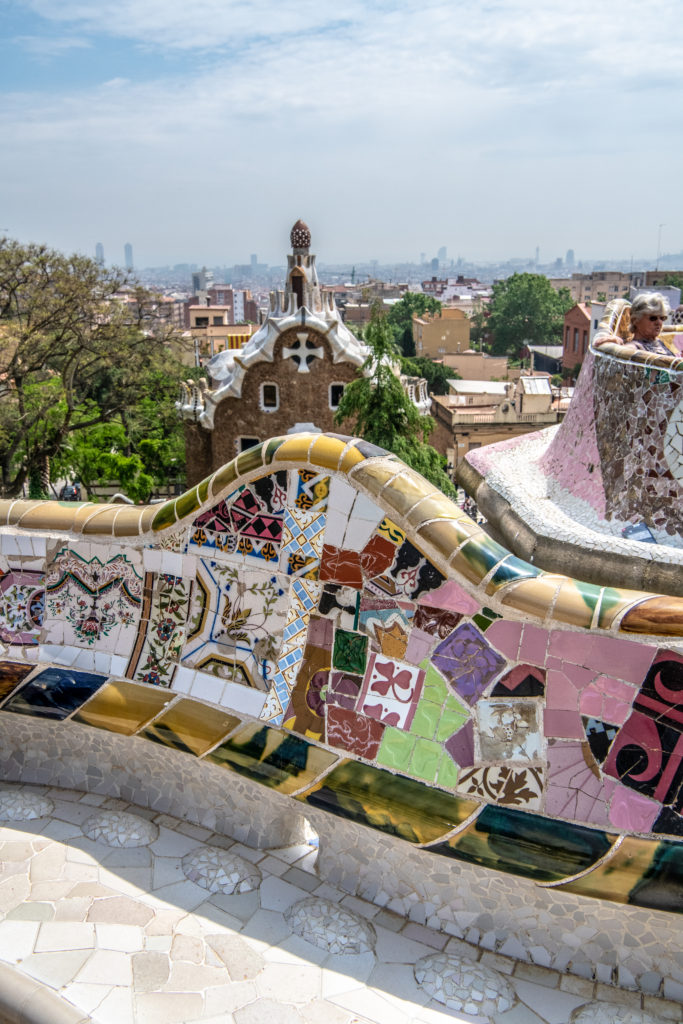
519;624;549;665
545;741;615;827
582;635;656;684
548;630;586;665
609;786;659;833
405;628;434;664
485;620;523;660
546;670;581;710
544;707;584;739
579;675;636;726
418;580;480;616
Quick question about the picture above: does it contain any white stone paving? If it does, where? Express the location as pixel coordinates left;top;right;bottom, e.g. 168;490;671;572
0;783;679;1024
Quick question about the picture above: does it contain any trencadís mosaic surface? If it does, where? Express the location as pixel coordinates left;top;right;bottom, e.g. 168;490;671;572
1;432;682;920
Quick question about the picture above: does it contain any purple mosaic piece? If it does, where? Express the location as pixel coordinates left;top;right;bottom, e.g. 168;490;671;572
445;719;475;768
431;622;506;706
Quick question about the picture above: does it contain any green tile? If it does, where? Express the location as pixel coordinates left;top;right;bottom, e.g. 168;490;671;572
410;738;442;782
236;443;265;476
410;700;441;739
421;663;448;704
436;703;469;742
376;727;416;772
174;486;200;522
437;755;459;789
333;629;368;675
151;499;178;532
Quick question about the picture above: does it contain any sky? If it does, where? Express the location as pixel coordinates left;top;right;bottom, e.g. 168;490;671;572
1;0;682;269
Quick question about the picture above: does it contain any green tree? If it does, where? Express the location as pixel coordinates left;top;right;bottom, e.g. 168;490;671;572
486;273;573;356
385;292;442;357
663;273;683;294
0;238;187;498
400;356;456;395
335;309;454;496
51;364;193;502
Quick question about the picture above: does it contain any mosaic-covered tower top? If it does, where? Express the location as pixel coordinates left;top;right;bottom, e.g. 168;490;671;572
181;223;368;428
460;301;683;594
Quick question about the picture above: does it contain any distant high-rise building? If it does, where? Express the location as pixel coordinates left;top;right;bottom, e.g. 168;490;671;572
566;248;575;269
430;257;439;274
535;246;540;266
420;253;426;265
124;243;133;271
438;246;447;262
191;267;214;294
95;243;104;265
250;254;258;267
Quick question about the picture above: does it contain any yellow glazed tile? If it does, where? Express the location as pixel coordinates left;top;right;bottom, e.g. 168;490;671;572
551;837;656;903
271;434;316;466
138;506;157;533
81;507;119;536
499;575;563;620
72;680;172;735
140;698;240;756
14;503;80;532
308;435;347;471
3;500;35;526
381;471;434;519
69;503;110;533
337;443;367;474
347;460;404;496
416;523;475;572
405;493;464;529
550;579;600;629
112;506;146;538
204;721;337;794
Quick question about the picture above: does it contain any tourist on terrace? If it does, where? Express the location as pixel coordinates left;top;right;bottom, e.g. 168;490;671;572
594;293;672;355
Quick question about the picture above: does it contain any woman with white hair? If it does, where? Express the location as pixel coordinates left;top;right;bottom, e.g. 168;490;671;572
594;292;672;355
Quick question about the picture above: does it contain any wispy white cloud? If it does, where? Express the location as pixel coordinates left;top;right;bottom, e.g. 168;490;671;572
3;0;683;263
13;33;92;57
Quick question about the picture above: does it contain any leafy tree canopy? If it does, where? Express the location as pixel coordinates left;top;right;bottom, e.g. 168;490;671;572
335;309;454;496
486;273;573;356
400;356;456;395
385;291;442;357
0;237;191;498
663;273;683;294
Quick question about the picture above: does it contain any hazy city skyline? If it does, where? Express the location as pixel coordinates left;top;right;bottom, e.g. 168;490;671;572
2;0;682;268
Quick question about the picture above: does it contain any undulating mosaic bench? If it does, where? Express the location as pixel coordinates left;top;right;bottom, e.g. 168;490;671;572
1;431;682;991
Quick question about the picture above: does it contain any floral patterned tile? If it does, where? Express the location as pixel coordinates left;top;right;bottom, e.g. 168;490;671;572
431;622;506;706
182;559;287;690
44;547;142;652
356;653;424;729
457;765;543;809
126;572;193;687
0;570;44;646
